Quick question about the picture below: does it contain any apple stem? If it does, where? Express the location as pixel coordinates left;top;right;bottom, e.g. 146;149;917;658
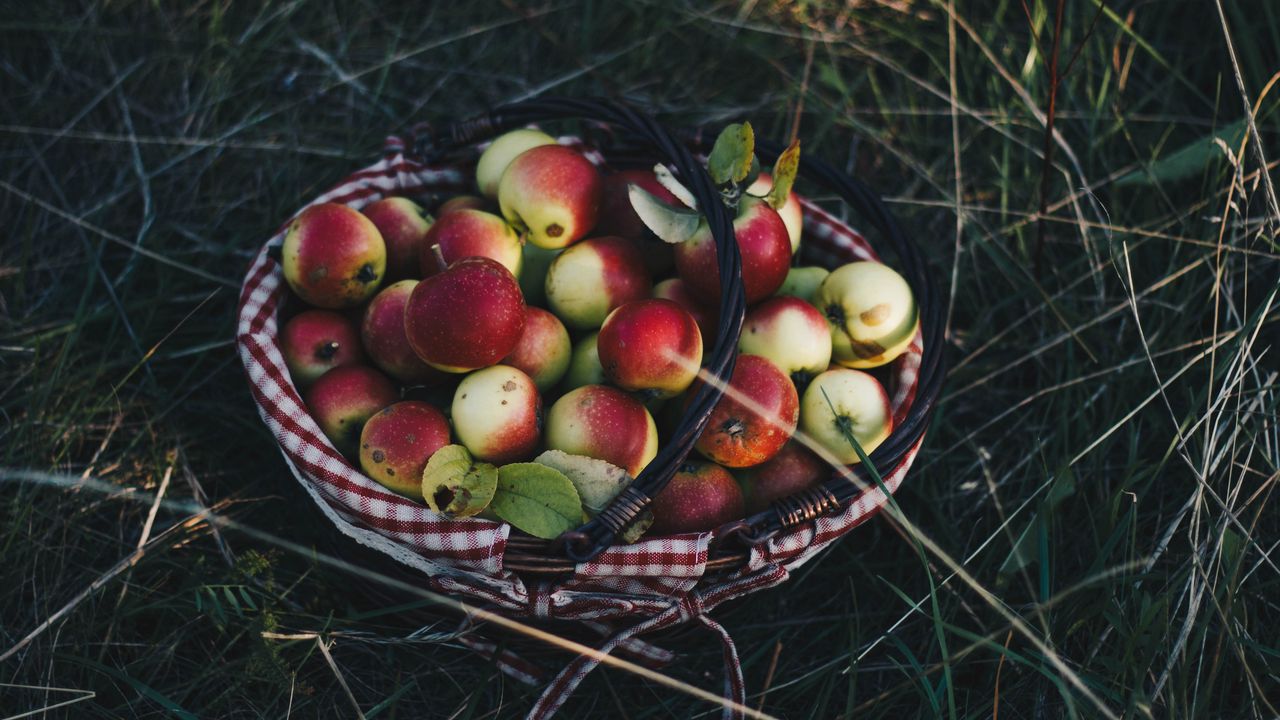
430;243;448;273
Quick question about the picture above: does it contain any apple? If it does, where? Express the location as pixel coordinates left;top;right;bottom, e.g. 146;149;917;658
597;299;703;399
475;128;557;198
738;296;832;386
561;332;605;390
498;144;602;249
280;309;364;388
736;441;829;514
814;261;919;369
358;401;451;497
595;169;682;275
404;256;526;373
360;280;443;385
419;209;522;279
282;202;386;308
693;354;799;468
648;462;744;536
652;278;718;349
502;306;572;391
798;368;892;465
544;236;652;330
451;365;542;464
747;172;803;254
304;365;399;457
437;194;489;216
361;197;432;281
545;384;659;477
675;195;791;305
776;266;830;304
518;244;560;307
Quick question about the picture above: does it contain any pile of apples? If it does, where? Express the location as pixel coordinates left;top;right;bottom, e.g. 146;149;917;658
277;123;918;541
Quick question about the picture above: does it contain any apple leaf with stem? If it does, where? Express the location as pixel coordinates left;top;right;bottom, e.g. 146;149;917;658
490;463;583;539
766;139;801;210
532;451;655;543
628;184;702;244
707;122;756;187
421;444;497;518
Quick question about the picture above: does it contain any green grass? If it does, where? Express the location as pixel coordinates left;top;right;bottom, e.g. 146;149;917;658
3;1;1278;717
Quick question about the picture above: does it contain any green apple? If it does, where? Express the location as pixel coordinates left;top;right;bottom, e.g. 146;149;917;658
776;266;829;304
798;368;892;465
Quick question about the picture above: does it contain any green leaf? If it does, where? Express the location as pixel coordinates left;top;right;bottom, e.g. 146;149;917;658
421;444;497;518
1115;119;1246;187
533;450;633;516
707;122;755;186
490;463;583;539
628;185;703;244
767;139;801;210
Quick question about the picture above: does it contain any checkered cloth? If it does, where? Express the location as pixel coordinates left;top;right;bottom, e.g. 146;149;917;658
236;134;925;719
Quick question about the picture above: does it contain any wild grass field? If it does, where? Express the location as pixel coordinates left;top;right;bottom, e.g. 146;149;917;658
2;1;1277;718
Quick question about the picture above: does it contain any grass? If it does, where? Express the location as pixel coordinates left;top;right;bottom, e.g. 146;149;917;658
2;0;1277;717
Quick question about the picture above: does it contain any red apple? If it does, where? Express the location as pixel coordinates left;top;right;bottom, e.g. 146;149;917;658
747;172;803;254
738;296;832;384
358;401;451;497
675;195;791;305
502;306;572;391
652;278;718;349
360;280;443;385
361;197;432;281
451;365;542;464
648;462;744;536
597;299;703;399
498;144;602;249
694;354;799;468
304;365;399;457
280;310;364;388
437;194;489;216
736;441;828;514
282;202;386;308
544;236;652;330
475;128;557;198
545;384;659;477
419;209;522;279
404;256;526;373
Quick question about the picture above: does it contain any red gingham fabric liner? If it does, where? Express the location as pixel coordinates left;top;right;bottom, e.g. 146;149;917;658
235;134;927;718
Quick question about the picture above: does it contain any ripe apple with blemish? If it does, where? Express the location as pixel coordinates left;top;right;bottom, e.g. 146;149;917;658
799;368;893;465
747;172;803;254
544;236;652;330
693;354;798;468
502;306;571;391
675;195;791;305
358;401;451;497
652;278;718;349
280;309;364;388
597;299;703;400
360;280;444;385
738;296;832;387
451;365;542;464
361;197;432;280
419;209;522;279
648;462;745;536
736;441;828;514
304;365;399;457
282;202;386;308
404;256;526;373
499;144;602;249
545;384;659;477
475;128;557;198
815;261;919;369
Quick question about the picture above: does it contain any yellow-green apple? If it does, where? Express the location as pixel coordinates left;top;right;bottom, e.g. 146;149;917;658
562;332;605;390
799;368;892;465
281;309;364;388
544;236;652;330
595;169;682;275
648;462;744;535
475;128;557;198
675;195;791;305
361;197;432;281
501;306;571;391
776;266;830;304
747;172;803;254
358;401;451;497
597;299;703;399
420;209;522;279
498;144;602;249
518;244;560;307
282;203;386;308
545;384;659;477
814;261;919;369
360;280;443;385
738;297;832;386
404;256;526;373
437;194;490;216
304;365;399;457
693;354;798;468
736;441;828;514
451;365;542;464
652;278;718;349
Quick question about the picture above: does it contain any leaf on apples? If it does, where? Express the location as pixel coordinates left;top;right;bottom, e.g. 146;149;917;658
533;450;633;516
421;444;498;518
766;139;801;210
652;164;697;209
628;184;703;245
707;122;756;186
490;463;583;539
